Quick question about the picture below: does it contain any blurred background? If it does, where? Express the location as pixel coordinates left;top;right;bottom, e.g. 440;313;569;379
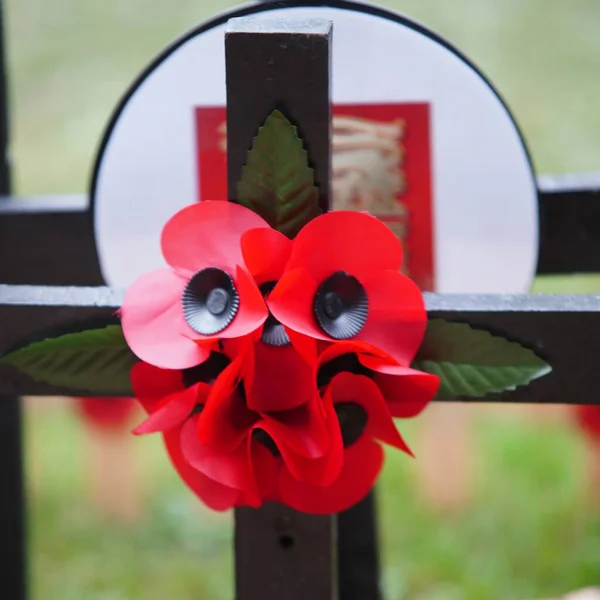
5;0;600;598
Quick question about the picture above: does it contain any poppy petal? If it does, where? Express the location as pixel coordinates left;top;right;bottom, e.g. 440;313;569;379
246;342;314;412
133;383;208;435
121;268;211;369
241;227;292;284
278;436;383;515
268;268;326;340
329;373;412;455
246;439;280;505
163;429;240;511
261;390;329;460
131;362;185;399
360;356;439;418
287;329;319;366
181;415;257;497
218;266;268;339
359;270;427;365
273;386;344;486
197;358;257;450
161;201;269;276
286;211;403;283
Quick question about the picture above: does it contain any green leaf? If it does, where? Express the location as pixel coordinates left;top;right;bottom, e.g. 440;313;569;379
1;326;137;395
237;109;321;237
412;320;551;399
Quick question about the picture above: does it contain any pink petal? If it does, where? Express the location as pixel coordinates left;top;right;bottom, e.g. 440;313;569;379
161;201;269;276
121;268;211;369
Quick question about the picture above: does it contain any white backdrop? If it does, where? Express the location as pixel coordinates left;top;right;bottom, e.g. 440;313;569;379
93;2;538;293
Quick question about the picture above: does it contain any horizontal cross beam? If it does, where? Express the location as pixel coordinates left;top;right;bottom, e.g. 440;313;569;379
0;284;598;403
1;173;599;282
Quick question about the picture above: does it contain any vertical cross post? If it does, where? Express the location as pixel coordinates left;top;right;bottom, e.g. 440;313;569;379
225;16;337;600
0;2;27;599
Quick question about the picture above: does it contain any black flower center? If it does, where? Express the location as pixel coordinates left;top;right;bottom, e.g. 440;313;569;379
182;352;231;416
182;352;232;388
182;267;239;335
335;403;368;447
259;281;290;347
313;271;368;339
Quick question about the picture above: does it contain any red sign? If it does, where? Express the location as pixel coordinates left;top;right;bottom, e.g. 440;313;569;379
195;103;434;290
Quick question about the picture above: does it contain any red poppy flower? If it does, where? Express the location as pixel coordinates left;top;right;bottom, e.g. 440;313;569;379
316;341;439;420
235;227;319;412
267;211;427;366
278;372;409;514
197;353;334;484
121;201;270;370
76;396;136;431
275;343;439;515
131;360;277;510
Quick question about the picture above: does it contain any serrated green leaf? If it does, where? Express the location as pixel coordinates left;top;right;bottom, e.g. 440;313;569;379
412;319;551;398
237;109;321;237
1;326;137;395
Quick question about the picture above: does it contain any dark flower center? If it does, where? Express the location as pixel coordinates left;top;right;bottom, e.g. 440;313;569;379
182;267;239;335
335;403;367;447
183;351;232;416
317;353;373;388
259;281;290;347
313;271;368;339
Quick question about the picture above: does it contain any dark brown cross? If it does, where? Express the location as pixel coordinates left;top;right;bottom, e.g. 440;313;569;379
2;8;600;600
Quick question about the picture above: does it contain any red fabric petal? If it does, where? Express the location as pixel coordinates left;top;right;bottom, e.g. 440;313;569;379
261;390;329;459
241;227;292;284
273;386;344;487
181;415;257;499
329;373;412;455
218;266;268;339
245;342;314;412
121;268;211;369
360;356;438;418
197;358;257;451
133;383;208;435
244;440;279;505
287;329;319;366
316;339;389;370
161;201;269;276
76;397;136;431
278;436;383;515
286;211;403;283
268;268;326;340
359;270;427;365
131;362;185;399
163;428;240;511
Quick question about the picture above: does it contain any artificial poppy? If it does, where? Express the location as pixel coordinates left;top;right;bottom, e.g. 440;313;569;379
131;358;275;509
237;226;319;412
121;201;270;370
197;353;333;484
267;211;427;366
316;340;439;420
278;372;407;514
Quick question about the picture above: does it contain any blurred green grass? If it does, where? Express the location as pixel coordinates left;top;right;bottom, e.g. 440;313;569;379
7;0;600;598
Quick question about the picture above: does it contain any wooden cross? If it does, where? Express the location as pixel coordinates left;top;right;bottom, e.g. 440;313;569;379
2;8;600;600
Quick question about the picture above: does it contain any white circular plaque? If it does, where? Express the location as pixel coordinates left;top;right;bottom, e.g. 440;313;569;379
92;0;538;293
